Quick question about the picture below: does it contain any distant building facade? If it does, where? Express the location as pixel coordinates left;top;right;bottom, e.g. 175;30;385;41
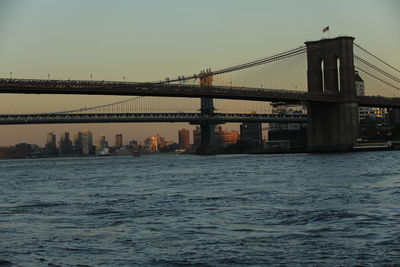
96;134;109;155
355;71;386;121
240;123;262;148
144;136;158;152
215;126;240;145
178;128;190;149
73;132;83;155
193;127;201;149
59;132;73;155
115;134;123;148
155;134;166;150
82;130;93;155
356;71;371;121
268;102;307;149
45;132;58;155
269;102;307;131
193;126;239;148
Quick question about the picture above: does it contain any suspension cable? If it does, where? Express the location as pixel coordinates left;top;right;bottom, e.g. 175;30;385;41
354;43;400;74
53;96;144;114
157;46;306;84
355;56;400;84
355;66;400;91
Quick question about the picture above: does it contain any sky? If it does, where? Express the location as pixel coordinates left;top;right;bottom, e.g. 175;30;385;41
0;0;399;146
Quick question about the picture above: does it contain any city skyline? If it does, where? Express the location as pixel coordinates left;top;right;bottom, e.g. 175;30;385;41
0;0;399;145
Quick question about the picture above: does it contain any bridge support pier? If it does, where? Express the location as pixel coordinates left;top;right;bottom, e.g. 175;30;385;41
305;36;358;152
197;121;217;154
196;70;219;154
196;97;218;154
307;102;358;152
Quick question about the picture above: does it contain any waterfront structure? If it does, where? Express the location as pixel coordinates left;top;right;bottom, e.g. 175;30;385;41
269;102;307;131
178;128;190;149
82;130;93;155
0;145;14;159
268;102;307;149
115;134;123;148
240;123;262;148
14;143;32;158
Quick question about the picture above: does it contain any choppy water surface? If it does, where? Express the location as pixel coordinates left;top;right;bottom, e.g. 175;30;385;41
1;152;400;266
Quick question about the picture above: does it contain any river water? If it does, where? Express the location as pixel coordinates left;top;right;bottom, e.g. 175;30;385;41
0;152;399;266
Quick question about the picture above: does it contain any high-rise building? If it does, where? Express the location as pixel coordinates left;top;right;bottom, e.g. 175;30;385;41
178;129;190;149
214;126;240;145
73;132;83;155
193;126;239;148
240;123;262;148
155;134;166;149
115;134;123;148
221;130;240;145
59;132;73;155
355;71;386;121
356;71;371;121
82;129;93;155
45;132;57;155
144;136;158;152
193;127;201;149
96;134;109;155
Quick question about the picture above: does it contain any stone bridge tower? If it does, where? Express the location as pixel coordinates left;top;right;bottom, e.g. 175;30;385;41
305;36;359;151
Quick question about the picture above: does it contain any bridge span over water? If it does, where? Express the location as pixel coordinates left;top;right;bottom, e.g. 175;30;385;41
0;112;307;125
1;36;399;152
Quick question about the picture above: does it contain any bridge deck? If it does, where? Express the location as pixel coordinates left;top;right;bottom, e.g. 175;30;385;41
0;112;307;125
1;78;399;108
0;78;337;103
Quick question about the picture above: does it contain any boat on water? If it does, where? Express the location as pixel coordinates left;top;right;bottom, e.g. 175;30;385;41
132;151;141;157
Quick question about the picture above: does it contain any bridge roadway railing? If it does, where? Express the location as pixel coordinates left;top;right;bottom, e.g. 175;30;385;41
2;79;400;107
0;78;339;103
0;112;307;125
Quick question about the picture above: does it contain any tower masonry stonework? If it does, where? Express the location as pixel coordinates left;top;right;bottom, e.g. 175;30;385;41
305;36;359;151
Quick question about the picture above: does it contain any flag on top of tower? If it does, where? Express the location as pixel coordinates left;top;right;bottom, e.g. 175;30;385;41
323;26;330;33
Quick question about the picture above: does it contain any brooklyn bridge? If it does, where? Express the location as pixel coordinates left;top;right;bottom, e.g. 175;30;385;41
1;36;399;152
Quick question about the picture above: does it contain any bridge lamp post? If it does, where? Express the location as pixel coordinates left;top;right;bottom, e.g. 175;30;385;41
10;72;12;80
48;74;50;80
123;76;126;82
90;74;92;82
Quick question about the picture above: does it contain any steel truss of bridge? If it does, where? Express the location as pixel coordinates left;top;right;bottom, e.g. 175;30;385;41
0;112;307;125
